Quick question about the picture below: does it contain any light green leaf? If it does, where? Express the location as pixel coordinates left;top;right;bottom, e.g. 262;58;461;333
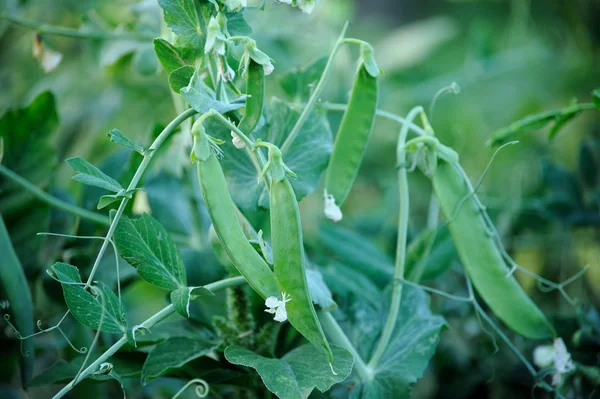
225;12;252;36
50;262;127;334
225;345;353;399
114;214;187;290
158;0;208;50
97;193;123;210
170;286;214;318
169;65;195;92
0;215;34;384
66;157;124;193
213;98;332;210
279;57;327;102
153;38;197;74
107;128;146;155
346;286;445;398
142;337;219;385
306;268;336;311
181;70;246;114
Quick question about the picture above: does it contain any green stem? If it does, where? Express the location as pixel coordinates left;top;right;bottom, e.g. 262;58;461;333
318;102;426;136
84;108;197;287
1;14;155;41
367;106;423;369
0;164;110;225
319;312;373;381
51;276;246;399
280;22;349;154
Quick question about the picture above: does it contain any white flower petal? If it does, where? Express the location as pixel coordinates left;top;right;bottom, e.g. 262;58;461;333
265;296;280;308
324;190;343;222
273;304;288;322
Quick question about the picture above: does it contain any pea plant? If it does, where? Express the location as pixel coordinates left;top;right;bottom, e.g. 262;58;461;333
1;1;600;398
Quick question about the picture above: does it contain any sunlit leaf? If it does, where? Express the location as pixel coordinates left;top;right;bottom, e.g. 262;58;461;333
158;0;208;50
153;38;197;74
108;128;146;155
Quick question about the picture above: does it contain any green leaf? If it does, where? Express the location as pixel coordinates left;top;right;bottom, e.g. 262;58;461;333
226;12;252;36
133;320;216;346
0;215;34;384
114;214;187;290
345;286;445;398
66;157;124;193
169;65;196;92
322;262;382;308
158;0;208;50
225;345;353;399
97;193;123;210
153;38;197;74
306;268;336;311
280;57;328;101
142;337;219;385
91;363;126;397
181;70;246;114
50;262;127;334
593;88;600;109
548;111;581;140
107;128;146;155
214;98;332;210
170;286;214;318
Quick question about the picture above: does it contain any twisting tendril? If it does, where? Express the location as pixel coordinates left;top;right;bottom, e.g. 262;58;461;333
429;81;460;123
171;379;210;399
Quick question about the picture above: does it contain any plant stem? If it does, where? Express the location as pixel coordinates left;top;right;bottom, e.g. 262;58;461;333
84;108;197;287
319;312;373;381
367;106;423;369
0;164;110;225
280;22;349;154
1;14;155;40
318;102;426;136
51;276;246;399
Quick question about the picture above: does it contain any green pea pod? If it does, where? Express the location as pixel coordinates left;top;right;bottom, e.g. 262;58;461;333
270;177;334;363
324;64;378;220
237;60;264;135
196;153;279;299
431;160;556;339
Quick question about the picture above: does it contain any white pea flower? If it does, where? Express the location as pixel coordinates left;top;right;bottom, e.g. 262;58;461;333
296;0;316;14
205;16;227;55
552;338;575;386
231;131;246;149
323;190;342;222
222;0;246;12
240;39;275;76
533;344;554;369
33;34;62;73
265;292;292;323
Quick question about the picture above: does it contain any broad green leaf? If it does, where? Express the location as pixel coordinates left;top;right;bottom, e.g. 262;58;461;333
107;128;146;155
225;345;353;399
158;0;208;50
169;65;195;92
145;172;194;235
142;337;219;385
66;157;124;193
50;262;127;334
153;38;197;74
593;88;600;109
181;70;246;114
319;224;393;286
114;214;187;290
280;57;328;102
213;98;332;210
306;268;336;311
170;286;214;318
0;215;34;384
344;286;445;398
322;262;382;308
226;12;252;36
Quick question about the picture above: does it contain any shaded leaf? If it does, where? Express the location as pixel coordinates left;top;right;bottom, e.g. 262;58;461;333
114;214;187;290
280;57;327;102
226;12;252;36
169;65;195;92
225;345;353;399
322;262;382;308
66;157;123;193
107;129;146;155
181;70;246;114
170;286;214;318
153;38;197;73
158;0;208;50
50;262;127;334
306;268;336;311
142;337;219;385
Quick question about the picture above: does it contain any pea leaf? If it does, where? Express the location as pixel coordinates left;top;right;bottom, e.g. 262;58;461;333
169;65;195;92
133;320;216;346
225;345;353;399
181;70;246;114
306;268;336;311
593;88;600;109
344;286;445;398
158;0;208;50
114;213;187;290
212;98;332;210
322;262;382;308
142;337;219;385
226;12;252;36
0;215;34;384
50;262;127;334
280;57;328;102
107;128;146;155
66;157;124;193
170;286;214;318
153;38;197;74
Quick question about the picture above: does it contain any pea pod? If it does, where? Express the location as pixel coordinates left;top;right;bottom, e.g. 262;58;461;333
431;159;555;339
256;141;334;363
237;60;264;136
323;64;378;221
196;150;279;299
